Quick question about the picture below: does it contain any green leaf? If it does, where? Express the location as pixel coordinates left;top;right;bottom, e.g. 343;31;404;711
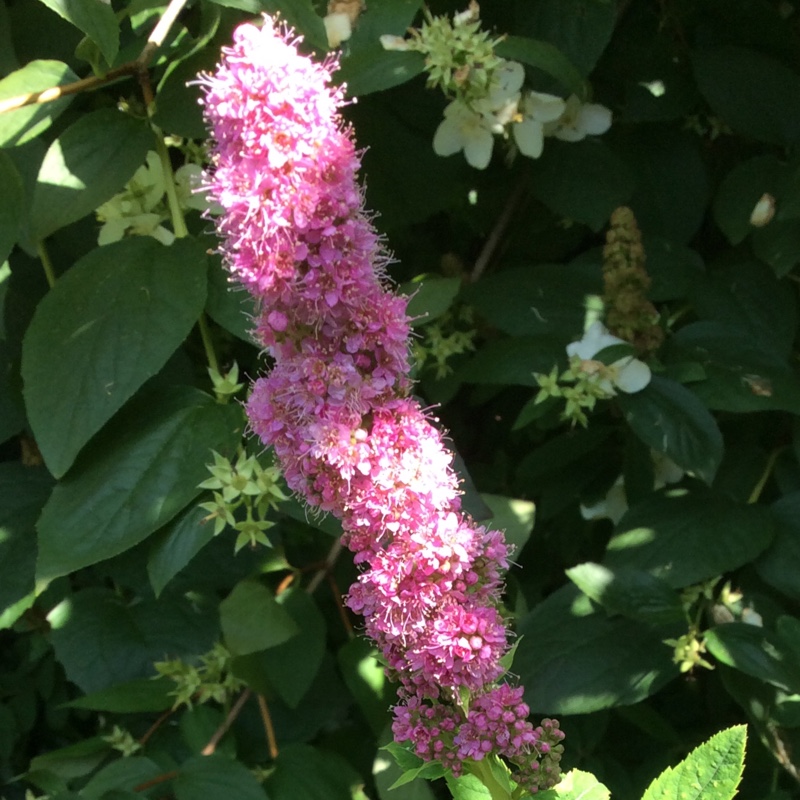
0;151;22;262
529;139;635;231
61;677;174;713
515;584;678;715
668;322;800;414
480;494;535;559
30;109;153;241
147;505;216;598
752;218;800;277
692;46;800;145
37;0;119;65
462;262;602;338
642;725;746;800
445;772;491;800
36;387;243;583
605;489;775;588
220;579;298;656
374;738;437;800
338;638;391;736
496;37;586;98
566;562;684;625
174;754;267;800
48;587;218;693
459;336;565;386
22;237;208;477
705;624;800;694
205;256;257;344
616;376;724;485
402;276;461;327
756;493;800;601
712;154;785;245
0;60;78;147
233;589;325;707
81;757;162;800
548;769;610;800
0;463;52;617
28;737;111;783
265;742;360;800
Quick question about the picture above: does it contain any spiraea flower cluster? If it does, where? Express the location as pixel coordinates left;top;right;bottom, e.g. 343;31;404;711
201;16;562;791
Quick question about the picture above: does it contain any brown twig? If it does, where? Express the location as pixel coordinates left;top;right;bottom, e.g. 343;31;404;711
138;707;176;747
134;769;179;793
257;694;280;760
0;0;190;116
201;688;252;755
306;538;343;595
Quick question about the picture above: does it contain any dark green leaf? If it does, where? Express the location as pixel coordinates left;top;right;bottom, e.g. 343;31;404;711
496;37;585;98
752;219;800;277
402;276;461;327
22;237;208;477
0;151;22;262
705;624;800;693
617;376;724;485
515;584;678;715
566;562;684;625
61;677;174;713
644;237;705;302
0;463;52;619
642;725;746;800
28;738;110;783
36;387;243;582
220;579;298;656
605;489;775;587
147;504;217;598
338;638;392;736
755;493;800;602
692;46;800;145
0;60;78;147
459;336;564;386
480;494;535;559
37;0;119;65
205;255;257;344
529;139;635;231
339;50;425;98
81;757;162;800
48;587;217;693
174;754;267;800
30;109;153;241
265;743;359;800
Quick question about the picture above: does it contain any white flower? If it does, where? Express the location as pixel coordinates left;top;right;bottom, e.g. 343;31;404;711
567;320;651;395
546;95;612;142
433;100;497;169
512;90;566;159
749;193;776;227
323;12;352;48
380;34;410;51
475;60;524;126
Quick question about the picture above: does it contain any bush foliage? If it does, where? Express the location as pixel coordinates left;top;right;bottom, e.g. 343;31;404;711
2;0;800;799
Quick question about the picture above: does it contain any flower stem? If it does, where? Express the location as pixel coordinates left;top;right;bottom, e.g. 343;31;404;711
37;241;56;288
748;447;783;504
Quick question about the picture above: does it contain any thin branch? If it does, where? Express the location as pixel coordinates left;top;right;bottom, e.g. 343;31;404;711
138;707;176;747
201;688;252;756
305;538;342;595
134;769;179;793
257;694;280;760
0;0;190;116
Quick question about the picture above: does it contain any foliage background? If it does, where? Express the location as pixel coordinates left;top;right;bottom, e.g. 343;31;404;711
2;0;800;798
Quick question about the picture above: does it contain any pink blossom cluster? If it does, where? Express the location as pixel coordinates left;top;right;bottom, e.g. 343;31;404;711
201;17;562;790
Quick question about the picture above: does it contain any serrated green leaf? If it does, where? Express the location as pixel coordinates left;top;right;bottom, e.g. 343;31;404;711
617;375;723;484
0;60;79;147
37;0;119;65
445;771;492;800
548;769;610;800
566;562;684;625
30;109;153;241
22;237;208;477
61;677;174;713
606;489;775;588
48;587;218;693
174;754;267;800
693;46;800;145
36;387;243;582
642;725;746;800
220;579;298;656
515;584;678;715
147;504;217;597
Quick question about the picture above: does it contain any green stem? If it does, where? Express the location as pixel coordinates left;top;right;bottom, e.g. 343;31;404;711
748;447;783;504
37;240;56;288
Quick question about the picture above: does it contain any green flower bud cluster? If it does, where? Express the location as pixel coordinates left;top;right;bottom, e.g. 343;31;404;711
101;724;142;757
153;642;244;709
208;361;245;403
400;2;504;105
533;356;614;427
198;448;288;553
414;307;477;379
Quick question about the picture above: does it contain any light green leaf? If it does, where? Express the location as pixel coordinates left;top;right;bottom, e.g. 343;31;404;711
37;0;119;65
36;387;243;582
617;375;724;485
22;237;208;478
174;754;267;800
548;769;610;800
339;638;391;736
0;60;78;147
480;493;535;559
220;579;298;656
642;725;746;800
445;772;491;800
606;489;775;588
30;109;153;241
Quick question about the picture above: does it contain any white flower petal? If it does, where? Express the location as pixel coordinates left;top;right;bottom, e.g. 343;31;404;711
579;103;612;136
324;12;352;48
567;321;625;360
513;118;545;158
463;128;495;169
433;116;465;157
524;91;567;123
614;358;651;393
581;478;627;523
